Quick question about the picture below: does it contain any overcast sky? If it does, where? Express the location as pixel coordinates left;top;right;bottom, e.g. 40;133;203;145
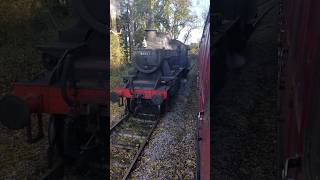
177;0;210;45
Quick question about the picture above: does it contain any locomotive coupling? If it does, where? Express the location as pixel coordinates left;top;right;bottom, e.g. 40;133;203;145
0;95;30;130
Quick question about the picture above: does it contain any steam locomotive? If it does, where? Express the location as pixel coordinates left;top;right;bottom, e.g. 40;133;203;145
111;29;189;115
0;0;107;177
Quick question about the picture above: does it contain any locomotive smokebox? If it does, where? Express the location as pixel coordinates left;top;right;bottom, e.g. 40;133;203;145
145;29;157;42
0;95;30;130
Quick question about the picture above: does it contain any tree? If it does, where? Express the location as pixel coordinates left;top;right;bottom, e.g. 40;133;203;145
110;32;124;67
117;0;131;63
183;21;201;44
189;42;199;55
110;0;117;32
154;0;196;39
115;0;197;63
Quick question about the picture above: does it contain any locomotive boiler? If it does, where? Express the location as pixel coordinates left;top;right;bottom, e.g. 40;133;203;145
111;29;189;116
0;0;107;178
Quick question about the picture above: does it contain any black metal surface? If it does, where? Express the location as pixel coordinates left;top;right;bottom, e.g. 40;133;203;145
36;0;108;91
0;95;29;130
0;1;108;178
212;0;257;23
132;49;162;74
71;0;107;34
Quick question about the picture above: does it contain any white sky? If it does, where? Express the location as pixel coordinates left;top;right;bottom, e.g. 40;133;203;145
177;0;210;45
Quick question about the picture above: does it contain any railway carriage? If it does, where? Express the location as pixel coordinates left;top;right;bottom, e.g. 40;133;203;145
197;10;211;180
278;0;320;179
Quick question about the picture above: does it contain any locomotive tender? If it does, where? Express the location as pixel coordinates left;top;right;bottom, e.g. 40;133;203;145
111;28;190;115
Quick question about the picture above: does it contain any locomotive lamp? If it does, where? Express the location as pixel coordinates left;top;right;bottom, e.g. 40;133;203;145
111;91;120;103
151;94;163;105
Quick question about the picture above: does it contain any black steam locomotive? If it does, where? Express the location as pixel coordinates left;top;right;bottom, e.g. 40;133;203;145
0;0;107;178
111;29;189;115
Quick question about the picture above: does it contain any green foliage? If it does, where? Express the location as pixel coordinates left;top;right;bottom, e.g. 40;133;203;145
110;64;129;89
189;43;199;55
153;0;197;39
110;32;125;67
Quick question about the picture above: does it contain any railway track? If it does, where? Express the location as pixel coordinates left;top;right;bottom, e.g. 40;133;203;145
39;146;107;180
38;149;106;180
110;113;160;179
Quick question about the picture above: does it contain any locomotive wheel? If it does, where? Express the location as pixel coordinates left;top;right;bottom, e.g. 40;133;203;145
63;117;81;161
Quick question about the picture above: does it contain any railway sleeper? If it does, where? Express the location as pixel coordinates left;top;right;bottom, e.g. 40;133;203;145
111;142;140;150
111;160;130;169
121;120;154;130
134;113;158;120
113;126;150;137
130;118;157;125
110;135;143;146
117;132;148;140
111;152;134;165
117;133;147;140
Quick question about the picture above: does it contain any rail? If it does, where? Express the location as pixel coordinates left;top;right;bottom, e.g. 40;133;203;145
110;114;160;179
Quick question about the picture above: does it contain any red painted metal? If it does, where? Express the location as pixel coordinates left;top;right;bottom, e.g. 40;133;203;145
13;83;107;114
197;12;210;180
281;0;320;178
113;87;168;100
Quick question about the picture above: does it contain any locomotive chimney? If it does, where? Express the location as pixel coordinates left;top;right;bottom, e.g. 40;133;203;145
145;29;157;42
145;7;157;42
